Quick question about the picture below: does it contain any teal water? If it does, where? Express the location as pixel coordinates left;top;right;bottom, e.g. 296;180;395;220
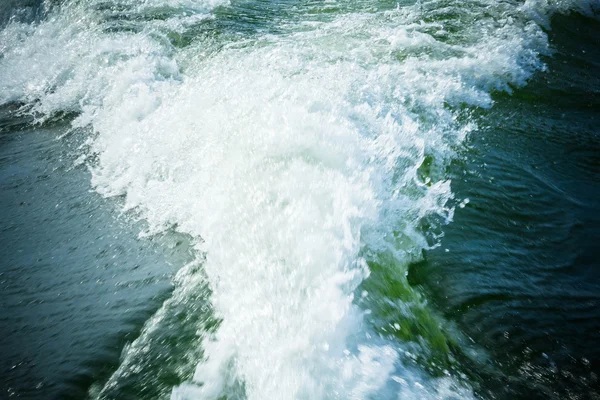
0;0;599;399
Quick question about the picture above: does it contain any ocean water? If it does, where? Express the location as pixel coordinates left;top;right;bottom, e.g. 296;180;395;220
0;0;598;399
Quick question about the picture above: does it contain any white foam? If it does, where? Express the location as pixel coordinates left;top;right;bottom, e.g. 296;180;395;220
0;0;223;114
89;8;548;398
0;0;580;398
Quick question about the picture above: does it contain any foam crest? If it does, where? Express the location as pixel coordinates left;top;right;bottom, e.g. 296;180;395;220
84;5;550;399
0;0;223;116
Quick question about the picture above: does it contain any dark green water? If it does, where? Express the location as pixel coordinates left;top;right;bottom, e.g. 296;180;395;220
1;0;599;399
415;13;600;399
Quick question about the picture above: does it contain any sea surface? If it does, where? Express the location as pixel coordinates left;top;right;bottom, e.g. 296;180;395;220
0;0;599;399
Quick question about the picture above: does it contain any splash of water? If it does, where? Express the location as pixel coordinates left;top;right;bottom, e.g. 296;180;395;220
0;0;591;398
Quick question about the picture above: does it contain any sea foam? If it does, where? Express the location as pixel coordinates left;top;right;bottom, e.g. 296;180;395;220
0;0;586;398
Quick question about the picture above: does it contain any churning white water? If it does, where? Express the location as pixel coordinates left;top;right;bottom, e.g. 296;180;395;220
1;0;594;398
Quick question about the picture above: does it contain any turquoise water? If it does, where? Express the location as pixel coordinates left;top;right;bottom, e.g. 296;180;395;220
0;0;599;399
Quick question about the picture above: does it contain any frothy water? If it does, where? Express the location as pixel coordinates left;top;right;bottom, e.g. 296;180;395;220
0;0;594;398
